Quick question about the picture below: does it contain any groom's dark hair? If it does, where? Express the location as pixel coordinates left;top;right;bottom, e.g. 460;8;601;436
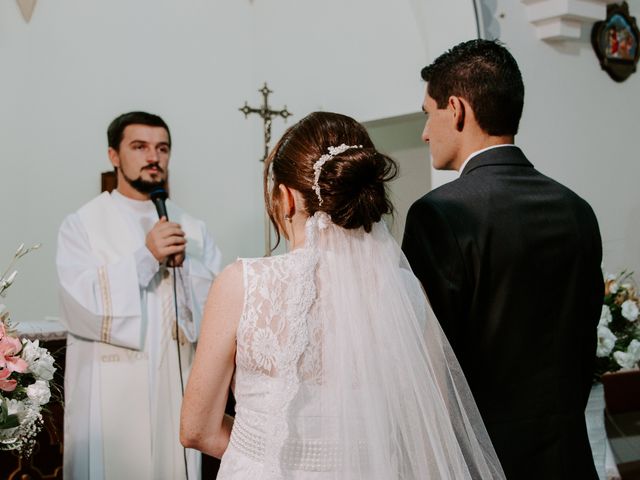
422;39;524;136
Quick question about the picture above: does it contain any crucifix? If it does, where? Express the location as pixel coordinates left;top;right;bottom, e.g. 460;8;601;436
239;83;292;162
239;83;292;255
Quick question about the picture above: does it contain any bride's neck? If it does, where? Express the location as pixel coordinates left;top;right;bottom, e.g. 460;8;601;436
285;214;308;251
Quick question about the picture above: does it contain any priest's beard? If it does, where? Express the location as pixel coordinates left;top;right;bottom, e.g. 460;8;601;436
121;168;167;195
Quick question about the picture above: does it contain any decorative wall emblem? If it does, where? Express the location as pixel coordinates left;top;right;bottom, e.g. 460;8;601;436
16;0;37;23
592;2;639;82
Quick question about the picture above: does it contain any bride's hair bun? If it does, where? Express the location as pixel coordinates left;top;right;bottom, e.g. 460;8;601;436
317;147;397;232
265;111;398;240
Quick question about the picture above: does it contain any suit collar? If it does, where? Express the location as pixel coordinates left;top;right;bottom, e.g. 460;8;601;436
460;145;532;176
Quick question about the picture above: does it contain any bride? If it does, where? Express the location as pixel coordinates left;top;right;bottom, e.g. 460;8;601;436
180;111;505;479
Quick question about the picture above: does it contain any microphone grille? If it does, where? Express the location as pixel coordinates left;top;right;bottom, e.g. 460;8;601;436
150;187;168;201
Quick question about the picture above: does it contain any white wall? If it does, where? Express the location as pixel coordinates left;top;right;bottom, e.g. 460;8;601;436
248;0;478;151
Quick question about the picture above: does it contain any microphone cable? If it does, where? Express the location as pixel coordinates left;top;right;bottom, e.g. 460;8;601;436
149;187;190;480
171;263;190;480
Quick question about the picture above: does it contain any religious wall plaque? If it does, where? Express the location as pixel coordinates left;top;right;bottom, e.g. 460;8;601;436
591;1;640;82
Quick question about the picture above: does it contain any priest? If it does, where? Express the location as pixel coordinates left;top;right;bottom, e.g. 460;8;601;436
56;111;222;480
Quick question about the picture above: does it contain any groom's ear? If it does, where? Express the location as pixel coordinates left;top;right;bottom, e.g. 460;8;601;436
449;96;466;132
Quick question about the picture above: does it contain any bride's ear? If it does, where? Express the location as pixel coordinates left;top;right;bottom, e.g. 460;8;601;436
278;184;296;218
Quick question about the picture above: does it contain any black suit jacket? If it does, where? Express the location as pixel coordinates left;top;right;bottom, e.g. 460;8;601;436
402;146;603;479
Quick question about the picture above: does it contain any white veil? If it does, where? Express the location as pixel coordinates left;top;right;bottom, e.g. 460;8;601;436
272;212;505;479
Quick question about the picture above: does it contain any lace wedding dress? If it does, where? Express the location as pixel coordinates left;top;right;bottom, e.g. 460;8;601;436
217;213;505;480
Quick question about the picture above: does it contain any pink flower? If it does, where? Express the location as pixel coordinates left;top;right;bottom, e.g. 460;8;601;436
1;336;26;368
0;326;28;392
0;367;17;392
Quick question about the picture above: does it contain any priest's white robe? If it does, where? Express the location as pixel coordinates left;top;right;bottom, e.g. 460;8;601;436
56;190;221;480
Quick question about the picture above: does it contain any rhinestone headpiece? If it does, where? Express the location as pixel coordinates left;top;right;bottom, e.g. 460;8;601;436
312;144;363;205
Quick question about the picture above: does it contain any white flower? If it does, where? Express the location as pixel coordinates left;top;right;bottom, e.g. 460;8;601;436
609;282;619;294
606;273;617;281
597;326;617;357
21;339;56;381
5;271;17;285
0;271;17;291
613;339;640;370
599;305;612;327
315;211;331;230
621;300;639;322
26;380;51;406
6;398;26;421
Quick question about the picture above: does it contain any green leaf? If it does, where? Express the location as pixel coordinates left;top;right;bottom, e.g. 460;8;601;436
0;413;19;429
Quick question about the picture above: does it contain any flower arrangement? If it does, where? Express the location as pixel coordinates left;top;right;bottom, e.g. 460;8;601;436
595;271;640;381
0;243;56;457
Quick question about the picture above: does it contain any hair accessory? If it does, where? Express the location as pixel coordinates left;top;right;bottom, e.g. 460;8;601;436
312;144;363;205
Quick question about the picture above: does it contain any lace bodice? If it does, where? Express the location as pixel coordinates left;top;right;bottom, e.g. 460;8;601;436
231;247;324;477
237;249;322;383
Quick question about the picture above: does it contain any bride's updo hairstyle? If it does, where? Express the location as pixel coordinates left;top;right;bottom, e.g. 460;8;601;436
264;111;398;245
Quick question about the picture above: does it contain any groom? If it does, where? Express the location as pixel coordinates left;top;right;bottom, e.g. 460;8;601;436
402;40;603;479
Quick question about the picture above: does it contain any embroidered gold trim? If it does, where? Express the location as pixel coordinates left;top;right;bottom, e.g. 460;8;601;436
98;266;113;343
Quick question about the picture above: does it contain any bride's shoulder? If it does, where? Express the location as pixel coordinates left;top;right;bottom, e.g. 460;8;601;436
205;260;244;311
213;259;244;287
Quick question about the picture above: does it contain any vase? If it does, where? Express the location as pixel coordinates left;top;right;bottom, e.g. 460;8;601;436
0;426;20;450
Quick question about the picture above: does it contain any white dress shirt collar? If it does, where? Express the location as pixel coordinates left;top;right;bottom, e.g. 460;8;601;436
458;144;516;175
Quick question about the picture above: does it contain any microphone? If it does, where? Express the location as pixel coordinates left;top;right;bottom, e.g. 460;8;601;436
150;187;176;266
150;187;169;220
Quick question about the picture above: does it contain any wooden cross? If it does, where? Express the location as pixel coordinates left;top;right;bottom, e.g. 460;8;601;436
239;83;292;162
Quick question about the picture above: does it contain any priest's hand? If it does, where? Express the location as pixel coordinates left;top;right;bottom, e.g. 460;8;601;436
146;217;187;267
